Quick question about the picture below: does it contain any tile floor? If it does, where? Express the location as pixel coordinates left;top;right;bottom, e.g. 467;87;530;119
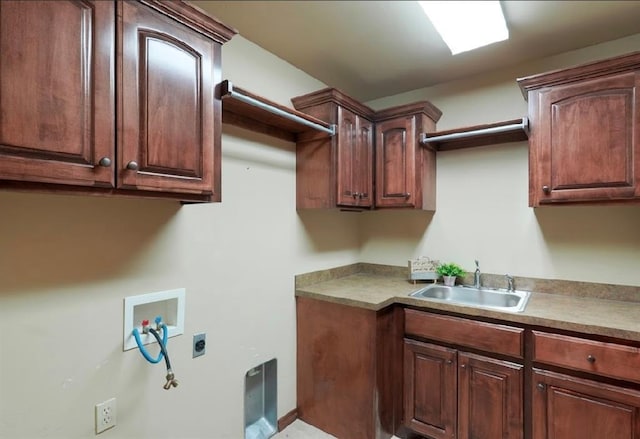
274;420;401;439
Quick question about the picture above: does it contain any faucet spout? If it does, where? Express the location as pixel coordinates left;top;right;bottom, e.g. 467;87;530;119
474;260;481;289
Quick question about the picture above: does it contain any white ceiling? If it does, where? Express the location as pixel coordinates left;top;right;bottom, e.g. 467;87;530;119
193;1;640;102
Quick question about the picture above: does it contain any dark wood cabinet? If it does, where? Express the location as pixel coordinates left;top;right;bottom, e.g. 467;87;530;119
403;339;523;439
518;52;640;206
296;297;403;439
292;88;375;209
293;89;441;210
458;352;523;439
336;107;374;207
532;369;640;439
119;0;221;197
375;103;440;210
0;0;115;188
403;339;457;439
403;309;524;439
0;0;235;202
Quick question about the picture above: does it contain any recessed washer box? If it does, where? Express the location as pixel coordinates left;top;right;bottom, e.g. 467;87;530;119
123;288;185;351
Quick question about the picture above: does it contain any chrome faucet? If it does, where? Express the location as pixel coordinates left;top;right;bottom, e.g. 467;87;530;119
474;260;481;288
506;274;515;292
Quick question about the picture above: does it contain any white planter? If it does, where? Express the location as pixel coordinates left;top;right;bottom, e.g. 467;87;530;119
443;275;457;286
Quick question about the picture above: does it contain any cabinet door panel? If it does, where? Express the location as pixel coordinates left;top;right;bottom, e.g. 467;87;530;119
458;352;523;439
535;72;640;204
533;369;640;439
336;108;373;208
404;339;456;439
0;0;114;186
376;117;416;207
119;1;218;196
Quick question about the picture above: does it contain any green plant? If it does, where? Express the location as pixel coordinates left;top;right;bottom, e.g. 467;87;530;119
436;262;466;277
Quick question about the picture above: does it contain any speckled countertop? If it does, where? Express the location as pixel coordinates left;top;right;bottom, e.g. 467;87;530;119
295;263;640;342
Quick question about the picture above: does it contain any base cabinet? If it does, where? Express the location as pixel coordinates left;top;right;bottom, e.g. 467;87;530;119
532;369;640;439
404;339;523;439
296;297;402;439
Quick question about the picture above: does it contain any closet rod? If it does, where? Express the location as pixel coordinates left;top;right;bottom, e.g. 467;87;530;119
220;80;336;136
420;117;528;145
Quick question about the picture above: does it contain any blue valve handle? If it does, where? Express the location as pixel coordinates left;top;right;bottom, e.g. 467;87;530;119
132;317;168;364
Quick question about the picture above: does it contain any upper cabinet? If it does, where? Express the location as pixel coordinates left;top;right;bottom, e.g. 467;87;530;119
375;103;440;210
0;0;116;188
292;88;376;210
292;88;441;211
518;52;640;207
0;0;236;202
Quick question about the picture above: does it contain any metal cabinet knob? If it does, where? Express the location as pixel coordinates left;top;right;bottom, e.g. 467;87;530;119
446;359;452;365
587;355;596;363
126;161;139;171
537;383;545;391
542;185;550;194
98;157;112;167
404;193;411;198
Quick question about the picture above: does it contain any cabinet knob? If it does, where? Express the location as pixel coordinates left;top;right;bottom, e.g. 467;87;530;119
352;192;360;199
359;193;368;199
542;185;550;194
404;193;411;199
446;359;452;365
587;355;596;363
460;363;466;369
537;383;545;391
126;161;139;171
98;157;112;167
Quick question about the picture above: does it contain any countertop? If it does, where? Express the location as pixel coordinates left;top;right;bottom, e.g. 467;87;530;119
295;265;640;343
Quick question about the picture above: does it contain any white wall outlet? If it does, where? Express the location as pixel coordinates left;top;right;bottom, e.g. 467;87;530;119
95;397;116;434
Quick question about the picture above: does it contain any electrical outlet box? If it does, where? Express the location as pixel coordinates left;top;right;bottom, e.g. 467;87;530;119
123;288;185;351
193;333;206;358
95;397;116;434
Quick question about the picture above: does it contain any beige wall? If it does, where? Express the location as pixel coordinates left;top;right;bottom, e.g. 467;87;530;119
2;19;640;439
0;35;361;439
361;33;640;286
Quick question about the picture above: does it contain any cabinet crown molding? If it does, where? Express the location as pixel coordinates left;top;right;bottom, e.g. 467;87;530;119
139;0;237;43
292;87;376;119
517;50;640;99
374;101;442;123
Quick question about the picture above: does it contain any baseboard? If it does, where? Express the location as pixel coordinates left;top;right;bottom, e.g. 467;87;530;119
278;408;298;431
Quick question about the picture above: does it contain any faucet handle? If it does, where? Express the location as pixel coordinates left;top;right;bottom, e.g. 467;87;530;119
475;259;480;268
505;274;515;292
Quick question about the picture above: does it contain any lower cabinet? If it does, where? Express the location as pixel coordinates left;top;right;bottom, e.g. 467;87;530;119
404;339;523;439
532;369;640;439
296;297;403;439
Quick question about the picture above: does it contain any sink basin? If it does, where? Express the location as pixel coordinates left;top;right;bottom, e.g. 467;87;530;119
409;284;531;312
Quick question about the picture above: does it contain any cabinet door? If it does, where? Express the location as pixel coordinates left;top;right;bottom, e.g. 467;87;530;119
458;352;523;439
532;71;640;205
0;0;115;187
375;116;416;207
404;339;456;439
533;369;640;439
336;108;373;208
119;1;219;197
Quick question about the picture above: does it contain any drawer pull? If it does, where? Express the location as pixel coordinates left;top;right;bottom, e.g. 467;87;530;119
587;355;596;363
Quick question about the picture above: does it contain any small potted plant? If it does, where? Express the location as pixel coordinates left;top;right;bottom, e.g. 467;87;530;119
436;262;466;287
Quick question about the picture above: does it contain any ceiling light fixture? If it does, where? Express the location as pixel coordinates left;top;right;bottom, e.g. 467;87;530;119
417;1;509;55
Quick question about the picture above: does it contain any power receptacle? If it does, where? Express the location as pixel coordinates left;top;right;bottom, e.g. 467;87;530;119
95;397;117;434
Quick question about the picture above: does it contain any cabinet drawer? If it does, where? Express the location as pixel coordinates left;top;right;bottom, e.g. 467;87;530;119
533;331;640;383
404;309;523;358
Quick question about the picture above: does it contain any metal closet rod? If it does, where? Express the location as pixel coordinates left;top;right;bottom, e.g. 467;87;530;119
421;117;529;144
221;81;336;136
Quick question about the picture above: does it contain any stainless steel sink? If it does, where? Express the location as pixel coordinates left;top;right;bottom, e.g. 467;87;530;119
409;284;531;312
